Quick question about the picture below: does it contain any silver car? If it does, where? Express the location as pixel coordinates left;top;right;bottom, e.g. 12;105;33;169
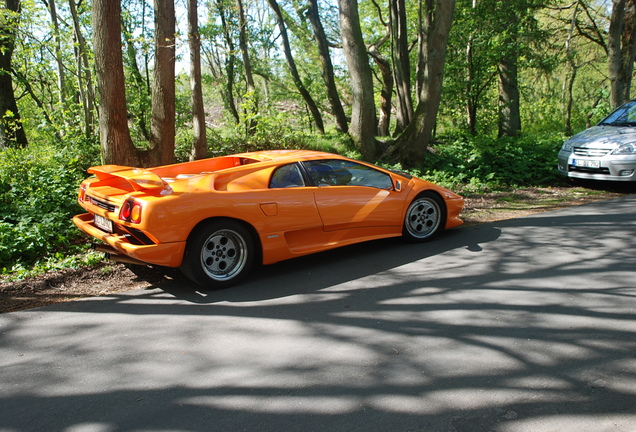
558;100;636;181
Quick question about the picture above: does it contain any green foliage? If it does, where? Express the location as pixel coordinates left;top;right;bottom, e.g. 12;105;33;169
418;133;565;192
0;139;99;271
175;109;353;161
5;248;104;281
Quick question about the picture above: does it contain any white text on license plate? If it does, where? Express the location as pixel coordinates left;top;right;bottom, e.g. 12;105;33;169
573;159;600;168
94;214;113;233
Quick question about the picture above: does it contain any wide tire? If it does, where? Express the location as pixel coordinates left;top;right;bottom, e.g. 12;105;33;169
181;219;255;289
402;192;446;242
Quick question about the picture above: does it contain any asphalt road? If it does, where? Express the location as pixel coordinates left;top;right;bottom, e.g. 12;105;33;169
2;195;636;432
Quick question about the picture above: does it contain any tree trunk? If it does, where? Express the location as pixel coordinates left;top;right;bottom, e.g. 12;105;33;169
564;66;577;136
307;0;348;133
497;55;521;137
563;0;581;136
188;0;207;161
466;33;476;135
92;0;138;165
497;4;521;138
390;0;413;134
388;0;454;166
69;0;95;137
368;42;393;138
338;0;378;160
463;0;497;136
621;0;636;102
0;0;28;148
267;0;324;134
465;0;477;135
48;0;66;108
213;0;240;124
609;0;636;107
236;0;258;134
147;0;176;167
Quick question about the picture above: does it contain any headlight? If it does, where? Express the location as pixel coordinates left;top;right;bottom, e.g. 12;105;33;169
612;143;636;155
561;142;573;151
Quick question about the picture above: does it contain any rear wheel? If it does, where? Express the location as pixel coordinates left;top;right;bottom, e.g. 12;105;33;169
181;219;255;289
402;192;446;242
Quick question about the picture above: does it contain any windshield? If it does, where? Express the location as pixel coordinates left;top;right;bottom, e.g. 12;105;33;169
599;100;636;126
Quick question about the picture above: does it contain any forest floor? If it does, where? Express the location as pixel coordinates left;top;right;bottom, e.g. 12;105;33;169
1;184;632;314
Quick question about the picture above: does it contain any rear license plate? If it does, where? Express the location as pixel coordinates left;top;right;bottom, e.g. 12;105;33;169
573;159;600;168
94;214;113;233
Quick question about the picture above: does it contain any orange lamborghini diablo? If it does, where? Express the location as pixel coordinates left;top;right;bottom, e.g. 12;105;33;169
73;150;464;288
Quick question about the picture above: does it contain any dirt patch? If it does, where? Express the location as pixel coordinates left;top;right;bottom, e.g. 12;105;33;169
0;186;630;314
0;264;184;314
461;186;626;225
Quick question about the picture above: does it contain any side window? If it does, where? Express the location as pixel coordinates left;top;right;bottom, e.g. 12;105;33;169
269;163;305;188
628;104;636;123
304;161;344;186
605;101;636;123
304;160;393;189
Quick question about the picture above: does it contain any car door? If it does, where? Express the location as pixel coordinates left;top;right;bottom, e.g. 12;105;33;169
261;162;323;232
303;159;405;232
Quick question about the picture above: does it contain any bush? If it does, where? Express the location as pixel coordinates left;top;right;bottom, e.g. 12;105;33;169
419;133;565;191
0;139;99;270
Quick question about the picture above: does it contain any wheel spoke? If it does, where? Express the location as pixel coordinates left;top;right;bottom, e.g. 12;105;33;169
200;229;248;281
405;197;441;239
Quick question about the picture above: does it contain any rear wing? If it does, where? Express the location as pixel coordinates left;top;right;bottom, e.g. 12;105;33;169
88;165;169;192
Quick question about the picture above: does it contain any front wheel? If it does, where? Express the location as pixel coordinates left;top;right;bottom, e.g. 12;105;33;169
402;192;446;242
181;219;255;289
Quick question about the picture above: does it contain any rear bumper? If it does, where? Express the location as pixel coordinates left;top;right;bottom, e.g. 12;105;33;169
73;213;186;267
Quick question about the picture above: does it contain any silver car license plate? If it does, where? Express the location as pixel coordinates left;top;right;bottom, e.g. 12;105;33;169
573;159;600;168
94;214;113;233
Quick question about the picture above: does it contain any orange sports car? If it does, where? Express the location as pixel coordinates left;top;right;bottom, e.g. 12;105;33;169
73;150;463;288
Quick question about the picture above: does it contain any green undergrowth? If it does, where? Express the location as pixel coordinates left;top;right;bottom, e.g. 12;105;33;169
3;248;105;282
0;138;100;277
415;133;565;192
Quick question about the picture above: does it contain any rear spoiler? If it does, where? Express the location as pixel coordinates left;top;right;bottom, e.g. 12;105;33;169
88;165;169;192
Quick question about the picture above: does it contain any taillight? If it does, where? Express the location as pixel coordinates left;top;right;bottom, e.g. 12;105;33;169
119;200;142;224
79;184;87;202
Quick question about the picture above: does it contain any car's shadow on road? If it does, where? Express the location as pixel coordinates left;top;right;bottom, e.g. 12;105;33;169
144;222;502;305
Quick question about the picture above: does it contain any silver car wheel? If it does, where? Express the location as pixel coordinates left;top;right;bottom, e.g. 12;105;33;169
404;195;442;240
200;228;249;281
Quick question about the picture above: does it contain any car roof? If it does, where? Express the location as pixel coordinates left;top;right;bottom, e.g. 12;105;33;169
231;149;343;163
